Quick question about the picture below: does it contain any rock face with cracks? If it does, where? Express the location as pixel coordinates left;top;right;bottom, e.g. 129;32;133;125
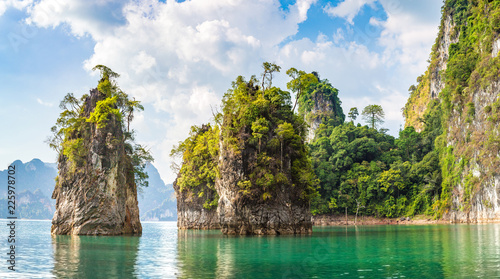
51;88;142;235
213;78;315;235
216;143;312;235
174;178;220;230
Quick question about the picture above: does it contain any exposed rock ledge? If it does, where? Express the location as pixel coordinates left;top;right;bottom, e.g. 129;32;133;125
215;143;312;235
174;179;220;230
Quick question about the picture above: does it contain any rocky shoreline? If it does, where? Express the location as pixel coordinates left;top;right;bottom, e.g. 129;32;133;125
312;215;451;226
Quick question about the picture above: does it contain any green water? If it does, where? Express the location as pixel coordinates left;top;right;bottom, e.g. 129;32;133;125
1;221;499;278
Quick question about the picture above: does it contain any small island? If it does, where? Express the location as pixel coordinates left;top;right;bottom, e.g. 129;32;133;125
172;69;317;235
48;65;152;235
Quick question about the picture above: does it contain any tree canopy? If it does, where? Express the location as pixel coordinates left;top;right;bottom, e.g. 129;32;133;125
171;62;445;219
348;107;359;122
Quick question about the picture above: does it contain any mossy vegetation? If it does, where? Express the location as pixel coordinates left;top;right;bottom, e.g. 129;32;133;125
172;63;318;208
173;62;446;219
403;72;431;132
171;124;219;209
86;96;122;129
220;70;318;201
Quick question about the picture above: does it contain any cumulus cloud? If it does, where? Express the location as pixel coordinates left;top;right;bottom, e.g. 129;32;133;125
323;0;377;24
27;0;126;39
375;0;442;77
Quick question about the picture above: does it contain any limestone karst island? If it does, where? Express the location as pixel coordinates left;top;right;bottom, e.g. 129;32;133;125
49;66;150;235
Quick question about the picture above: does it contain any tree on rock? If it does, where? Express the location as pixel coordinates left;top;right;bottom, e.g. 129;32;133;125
362;104;385;129
348;107;359;122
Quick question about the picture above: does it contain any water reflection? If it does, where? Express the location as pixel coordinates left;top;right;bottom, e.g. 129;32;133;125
176;229;221;278
48;223;500;278
215;234;235;278
51;234;140;278
176;229;322;279
442;224;500;278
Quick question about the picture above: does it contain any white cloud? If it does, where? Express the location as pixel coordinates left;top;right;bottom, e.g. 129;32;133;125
296;0;318;22
36;98;53;107
324;0;377;24
131;51;156;74
26;0;315;182
27;0;125;39
0;0;32;16
376;0;442;77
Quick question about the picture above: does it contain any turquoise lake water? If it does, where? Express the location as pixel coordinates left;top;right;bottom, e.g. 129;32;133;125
0;220;499;278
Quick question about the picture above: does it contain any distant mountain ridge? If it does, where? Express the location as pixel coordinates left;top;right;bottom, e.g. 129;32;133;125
139;162;177;221
0;159;176;220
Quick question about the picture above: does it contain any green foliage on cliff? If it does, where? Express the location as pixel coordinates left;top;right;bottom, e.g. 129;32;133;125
48;93;88;173
171;124;220;209
171;63;444;218
296;74;345;138
221;74;318;201
86;96;122;128
173;65;318;206
173;1;500;219
47;65;153;189
402;0;500;216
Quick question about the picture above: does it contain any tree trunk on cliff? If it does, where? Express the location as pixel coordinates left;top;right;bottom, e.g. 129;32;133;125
280;141;283;170
345;207;348;225
292;89;301;113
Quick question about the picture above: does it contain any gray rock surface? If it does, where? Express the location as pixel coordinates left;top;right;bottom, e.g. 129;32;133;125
216;141;312;235
174;178;220;230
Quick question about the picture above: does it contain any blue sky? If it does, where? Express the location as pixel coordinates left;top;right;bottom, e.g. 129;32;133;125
0;0;443;183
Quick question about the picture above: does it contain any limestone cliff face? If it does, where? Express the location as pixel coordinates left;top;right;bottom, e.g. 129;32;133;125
430;15;458;100
404;1;500;222
172;124;220;230
304;91;335;142
404;14;458;132
173;178;220;229
216;142;312;235
51;88;142;235
300;80;344;142
443;79;500;223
